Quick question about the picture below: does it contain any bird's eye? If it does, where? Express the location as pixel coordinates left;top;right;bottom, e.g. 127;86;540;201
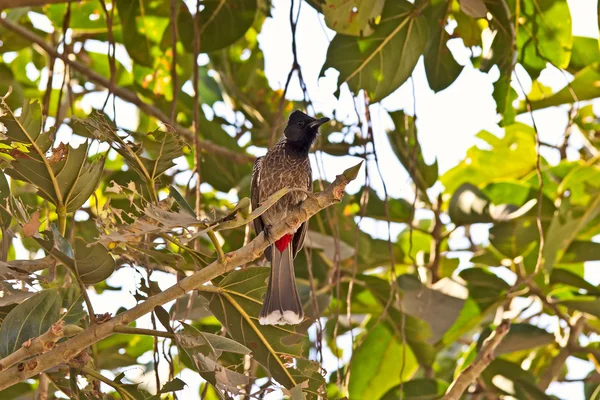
298;121;305;127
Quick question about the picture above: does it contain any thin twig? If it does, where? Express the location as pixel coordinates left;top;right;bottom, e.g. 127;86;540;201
207;230;225;263
444;320;511;399
193;0;203;219
0;321;80;372
170;0;179;122
0;166;360;390
538;313;585;390
113;326;175;339
0;17;254;164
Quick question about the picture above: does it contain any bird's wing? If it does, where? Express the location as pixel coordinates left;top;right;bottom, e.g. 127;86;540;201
250;156;264;237
292;166;312;258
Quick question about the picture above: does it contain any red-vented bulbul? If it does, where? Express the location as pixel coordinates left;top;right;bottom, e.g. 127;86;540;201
251;110;329;325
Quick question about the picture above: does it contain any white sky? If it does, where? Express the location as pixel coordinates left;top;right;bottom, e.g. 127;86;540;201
7;0;600;398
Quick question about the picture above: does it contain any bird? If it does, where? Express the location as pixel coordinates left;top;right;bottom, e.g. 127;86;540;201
251;110;330;325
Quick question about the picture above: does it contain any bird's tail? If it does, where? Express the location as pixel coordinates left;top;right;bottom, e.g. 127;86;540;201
259;237;304;325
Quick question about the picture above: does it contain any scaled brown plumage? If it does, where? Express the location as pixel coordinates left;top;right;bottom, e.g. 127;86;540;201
250;110;329;325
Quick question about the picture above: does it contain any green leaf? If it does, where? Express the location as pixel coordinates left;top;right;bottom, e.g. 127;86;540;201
493;74;518;125
489;218;540;260
387;111;438;193
382;378;449;400
176;323;251;358
1;100;106;212
480;0;514;73
543;194;600;272
557;296;600;318
200;267;324;395
448;183;537;225
459;0;487;18
0;173;10;229
0;288;62;357
175;324;249;396
73;112;184;184
485;323;554;355
169;185;196;216
363;188;414;223
318;0;385;36
73;238;115;284
321;0;428;102
178;0;258;53
522;63;600;112
481;358;551;399
157;378;186;395
35;227;115;284
567;36;600;74
459;268;510;291
562;241;600;264
441;124;537;193
550;268;600;294
115;0;155;67
349;324;418;400
514;0;572;77
423;0;464;92
398;275;467;344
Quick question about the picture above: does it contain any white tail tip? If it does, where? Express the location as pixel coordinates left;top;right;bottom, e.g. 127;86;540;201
259;310;303;325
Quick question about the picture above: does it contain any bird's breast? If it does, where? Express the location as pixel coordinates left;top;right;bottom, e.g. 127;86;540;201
258;148;312;224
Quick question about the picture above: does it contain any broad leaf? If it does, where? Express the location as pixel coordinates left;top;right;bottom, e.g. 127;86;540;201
0;288;62;357
35;226;115;284
317;0;385;36
524;63;600;112
441;124;537;193
449;183;537;225
1;100;105;212
176;323;250;396
423;0;463;92
513;0;572;78
387;111;438;194
382;378;449;399
321;0;428;102
0;172;10;229
199;267;325;395
178;0;258;53
349;324;418;400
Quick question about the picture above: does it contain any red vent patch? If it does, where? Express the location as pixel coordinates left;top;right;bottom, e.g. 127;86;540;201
275;233;293;253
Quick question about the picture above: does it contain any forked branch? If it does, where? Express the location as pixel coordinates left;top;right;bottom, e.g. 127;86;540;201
444;319;511;400
0;162;363;390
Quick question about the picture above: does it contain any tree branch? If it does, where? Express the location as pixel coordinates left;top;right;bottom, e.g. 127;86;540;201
0;17;254;165
0;163;362;390
538;313;585;391
0;0;79;9
444;320;511;400
0;321;82;372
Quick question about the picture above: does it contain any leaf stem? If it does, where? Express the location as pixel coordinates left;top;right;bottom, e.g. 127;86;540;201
113;326;175;339
80;366;134;400
57;206;67;236
206;230;225;263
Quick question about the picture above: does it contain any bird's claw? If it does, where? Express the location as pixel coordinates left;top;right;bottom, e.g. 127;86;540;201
263;224;274;243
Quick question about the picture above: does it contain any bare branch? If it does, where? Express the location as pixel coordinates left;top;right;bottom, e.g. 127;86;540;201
444;320;511;400
538;313;585;390
0;17;254;165
0;321;82;372
0;0;80;9
0;164;361;390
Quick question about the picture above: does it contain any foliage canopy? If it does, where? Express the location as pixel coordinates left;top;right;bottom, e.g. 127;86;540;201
0;0;600;399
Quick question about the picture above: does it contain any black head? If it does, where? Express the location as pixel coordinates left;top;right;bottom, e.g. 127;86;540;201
283;110;330;153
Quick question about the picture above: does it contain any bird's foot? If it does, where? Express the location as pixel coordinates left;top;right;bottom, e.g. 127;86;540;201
263;224;274;243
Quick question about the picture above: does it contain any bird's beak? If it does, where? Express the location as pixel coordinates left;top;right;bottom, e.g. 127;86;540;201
308;117;330;129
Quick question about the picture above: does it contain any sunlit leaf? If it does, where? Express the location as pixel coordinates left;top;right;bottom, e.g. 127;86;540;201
321;0;428;102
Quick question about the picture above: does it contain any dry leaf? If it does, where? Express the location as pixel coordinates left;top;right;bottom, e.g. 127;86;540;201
22;210;41;238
